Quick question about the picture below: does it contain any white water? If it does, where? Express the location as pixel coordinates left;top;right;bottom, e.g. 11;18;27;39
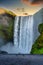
0;16;33;54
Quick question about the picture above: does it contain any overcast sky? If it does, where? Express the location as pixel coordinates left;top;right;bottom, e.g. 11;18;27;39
0;0;43;15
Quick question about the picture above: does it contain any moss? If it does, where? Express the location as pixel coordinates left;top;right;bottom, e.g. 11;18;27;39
0;13;15;47
5;18;14;42
31;23;43;54
38;23;43;34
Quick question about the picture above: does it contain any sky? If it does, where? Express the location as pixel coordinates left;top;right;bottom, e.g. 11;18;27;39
0;0;43;16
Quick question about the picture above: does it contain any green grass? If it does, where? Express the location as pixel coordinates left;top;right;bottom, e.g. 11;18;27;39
31;23;43;54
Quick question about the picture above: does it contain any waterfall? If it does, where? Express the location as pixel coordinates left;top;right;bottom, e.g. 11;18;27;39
14;16;33;54
0;16;33;54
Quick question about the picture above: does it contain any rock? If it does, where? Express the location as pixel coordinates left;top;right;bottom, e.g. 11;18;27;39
0;37;5;47
0;9;15;46
0;50;8;54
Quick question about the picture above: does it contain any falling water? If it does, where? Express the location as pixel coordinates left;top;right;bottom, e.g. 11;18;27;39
14;16;33;54
0;16;33;54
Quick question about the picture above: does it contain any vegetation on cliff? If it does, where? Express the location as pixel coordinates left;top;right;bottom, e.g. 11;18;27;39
31;23;43;54
0;8;16;16
0;8;16;46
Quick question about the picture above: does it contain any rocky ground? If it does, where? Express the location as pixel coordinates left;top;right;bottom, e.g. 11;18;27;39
0;55;43;65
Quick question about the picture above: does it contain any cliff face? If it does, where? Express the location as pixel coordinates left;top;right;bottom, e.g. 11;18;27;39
0;8;16;47
33;8;43;43
0;13;15;26
31;23;43;54
31;8;43;54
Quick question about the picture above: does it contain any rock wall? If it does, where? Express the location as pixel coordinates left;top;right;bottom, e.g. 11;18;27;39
0;13;15;47
33;8;43;43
